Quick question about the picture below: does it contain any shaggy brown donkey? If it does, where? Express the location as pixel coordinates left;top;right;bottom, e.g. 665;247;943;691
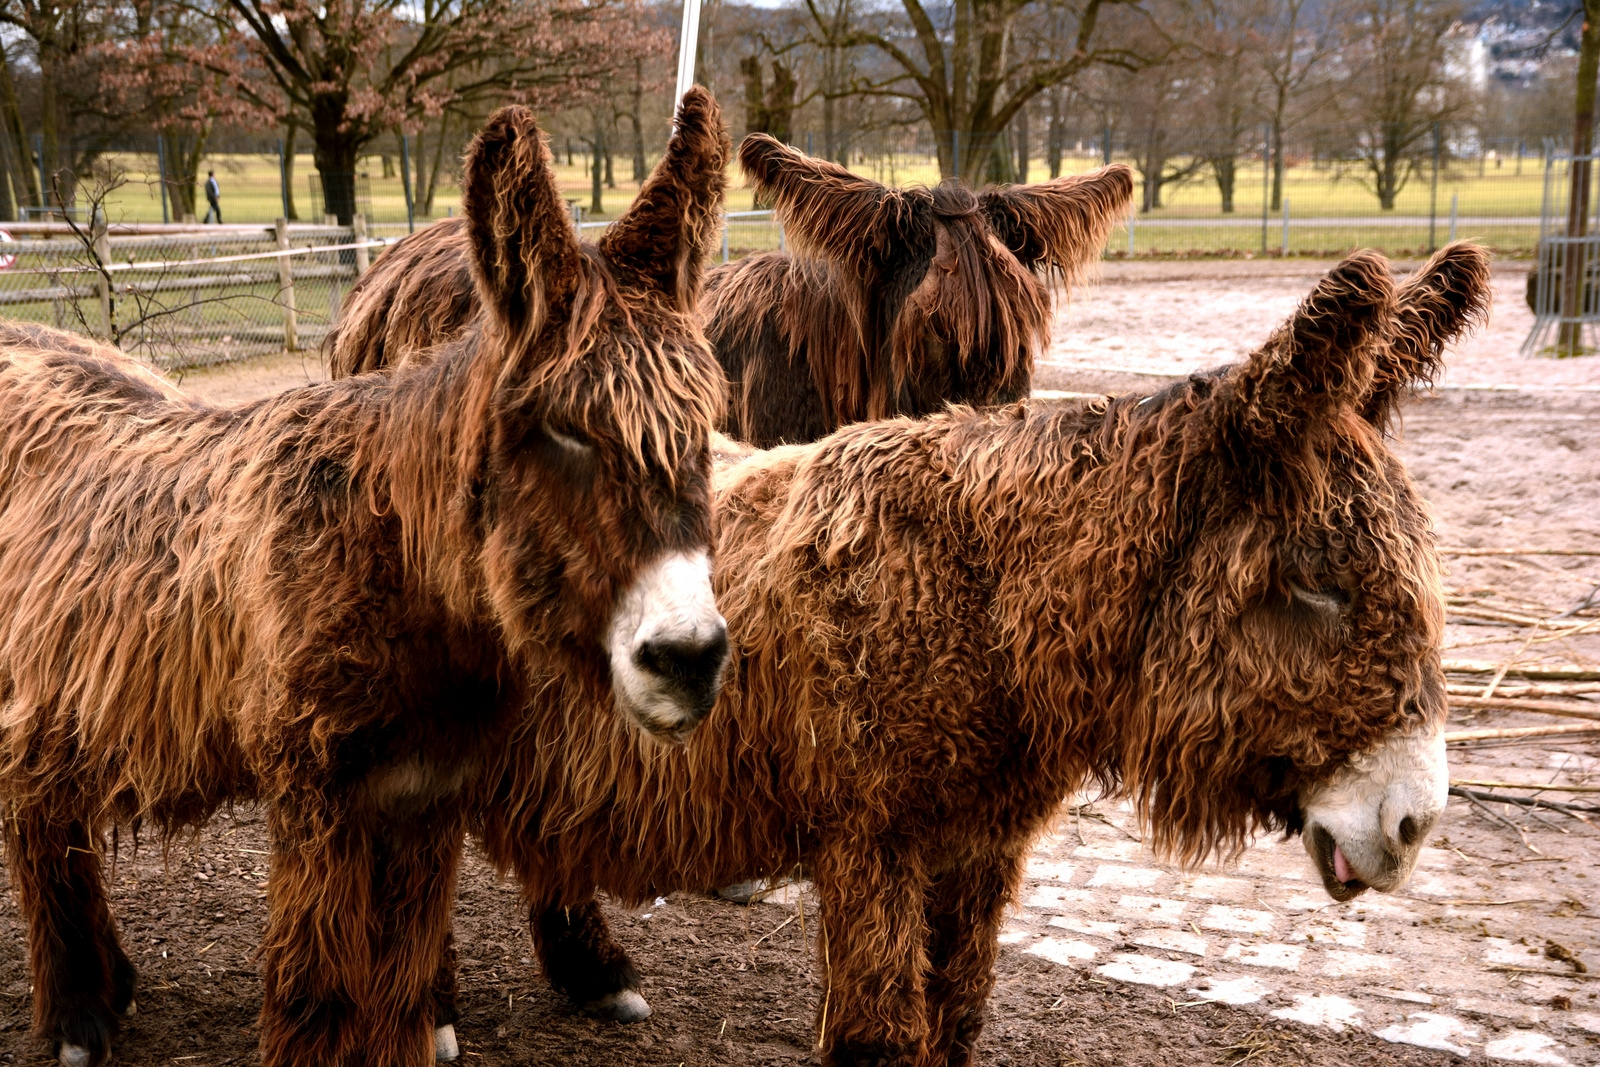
445;244;1489;1066
0;90;733;1067
326;143;1133;448
712;137;1131;445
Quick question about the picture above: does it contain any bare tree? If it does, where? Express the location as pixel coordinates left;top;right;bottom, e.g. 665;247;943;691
1253;0;1342;210
1559;0;1598;353
809;0;1170;182
1335;0;1469;210
207;0;649;222
1192;0;1260;213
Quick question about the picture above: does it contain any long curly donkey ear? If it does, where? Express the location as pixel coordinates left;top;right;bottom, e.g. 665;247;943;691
462;105;584;341
737;134;921;280
599;87;731;312
1361;242;1491;431
978;165;1135;283
1221;249;1396;467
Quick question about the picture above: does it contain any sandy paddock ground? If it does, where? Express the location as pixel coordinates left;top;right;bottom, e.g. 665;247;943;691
1;261;1597;1066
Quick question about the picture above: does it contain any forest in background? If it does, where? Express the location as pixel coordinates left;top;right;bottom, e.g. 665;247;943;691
0;0;1583;222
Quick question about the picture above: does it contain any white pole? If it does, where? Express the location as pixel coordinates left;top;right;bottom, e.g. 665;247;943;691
674;0;704;106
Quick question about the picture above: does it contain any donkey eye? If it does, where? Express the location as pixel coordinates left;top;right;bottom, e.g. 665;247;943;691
1290;583;1348;614
542;421;594;455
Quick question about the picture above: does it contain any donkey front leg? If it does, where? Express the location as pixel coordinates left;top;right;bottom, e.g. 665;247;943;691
812;841;932;1067
921;852;1023;1067
258;805;372;1067
3;808;135;1067
530;897;651;1021
362;807;468;1067
430;924;461;1061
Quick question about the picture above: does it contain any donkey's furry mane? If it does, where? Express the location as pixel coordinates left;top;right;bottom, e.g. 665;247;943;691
462;246;1489;1066
324;136;1133;451
0;89;732;1067
715;136;1133;444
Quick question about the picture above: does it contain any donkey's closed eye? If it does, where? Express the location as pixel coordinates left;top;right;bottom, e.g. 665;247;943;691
1290;582;1349;615
543;422;595;456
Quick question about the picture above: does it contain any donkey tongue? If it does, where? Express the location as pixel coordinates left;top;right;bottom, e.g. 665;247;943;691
1333;844;1353;883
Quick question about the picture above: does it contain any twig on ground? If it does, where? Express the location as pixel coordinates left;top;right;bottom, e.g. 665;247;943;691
1555;583;1600;621
1443;661;1600;682
1446;724;1600;743
1486;965;1599;981
1448;682;1600;697
1449;786;1600;819
1458;789;1542;853
1443;548;1600;557
1453;779;1600;794
1448;696;1600;722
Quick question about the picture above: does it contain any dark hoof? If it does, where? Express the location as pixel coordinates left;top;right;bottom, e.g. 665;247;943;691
53;1004;116;1067
110;956;138;1016
582;989;652;1022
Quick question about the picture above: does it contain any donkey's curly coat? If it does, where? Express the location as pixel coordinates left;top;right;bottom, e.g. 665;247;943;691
326;141;1132;448
461;245;1488;1067
0;90;732;1067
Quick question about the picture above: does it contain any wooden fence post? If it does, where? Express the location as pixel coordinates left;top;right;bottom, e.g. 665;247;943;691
275;217;298;353
353;214;369;276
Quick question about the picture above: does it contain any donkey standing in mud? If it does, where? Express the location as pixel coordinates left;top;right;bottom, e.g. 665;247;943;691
0;92;732;1067
440;245;1489;1065
326;140;1132;447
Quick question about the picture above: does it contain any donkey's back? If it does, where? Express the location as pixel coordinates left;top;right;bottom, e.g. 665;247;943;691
0;321;364;822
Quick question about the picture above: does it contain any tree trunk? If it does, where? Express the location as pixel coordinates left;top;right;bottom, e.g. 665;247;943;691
182;134;206;219
590;110;604;216
604;134;615;189
1214;154;1236;213
1271;117;1284;212
160;129;202;218
1375;125;1405;211
312;107;362;224
1047;91;1063;179
0;132;14;220
1138;131;1168;211
958;129;1002;185
987;129;1013;184
1014;106;1029;184
0;46;38;208
767;61;797;144
1559;0;1600;354
424;113;450;216
412;125;427;215
39;51;60;208
630;59;647;183
741;56;766;139
823;88;836;162
283;124;299;221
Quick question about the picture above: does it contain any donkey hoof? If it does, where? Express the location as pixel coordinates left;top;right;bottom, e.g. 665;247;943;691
434;1024;459;1062
583;989;652;1022
716;879;773;903
59;1045;94;1067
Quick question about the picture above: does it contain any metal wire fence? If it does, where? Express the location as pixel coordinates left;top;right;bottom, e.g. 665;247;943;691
13;121;1557;259
0;153;1558;373
0;220;381;369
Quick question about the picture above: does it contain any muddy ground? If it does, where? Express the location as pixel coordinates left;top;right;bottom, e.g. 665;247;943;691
1;260;1596;1066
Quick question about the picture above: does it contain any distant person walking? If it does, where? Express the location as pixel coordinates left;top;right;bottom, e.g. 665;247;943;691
203;171;222;224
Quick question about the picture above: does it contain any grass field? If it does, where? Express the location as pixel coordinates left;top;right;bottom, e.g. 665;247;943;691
87;146;1552;228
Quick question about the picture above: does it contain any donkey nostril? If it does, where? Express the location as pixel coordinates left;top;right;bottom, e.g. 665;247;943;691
635;627;730;707
1397;815;1420;847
